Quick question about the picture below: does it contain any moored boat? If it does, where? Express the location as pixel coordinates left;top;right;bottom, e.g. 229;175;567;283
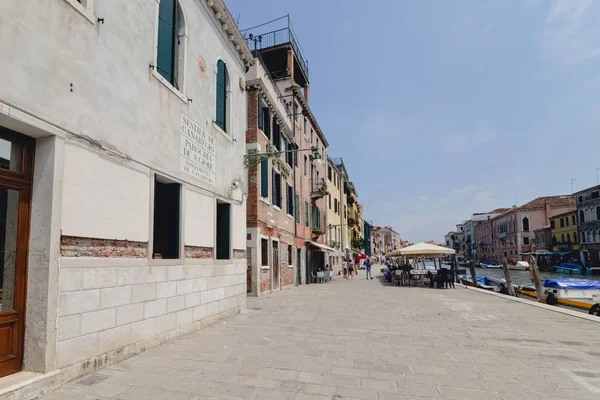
555;263;591;276
480;261;501;269
518;278;600;316
509;261;530;271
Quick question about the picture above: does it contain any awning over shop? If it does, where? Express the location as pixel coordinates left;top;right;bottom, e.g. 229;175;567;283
306;241;342;253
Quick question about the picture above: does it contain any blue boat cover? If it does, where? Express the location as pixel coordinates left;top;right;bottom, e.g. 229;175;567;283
557;263;582;270
462;276;489;285
544;278;600;290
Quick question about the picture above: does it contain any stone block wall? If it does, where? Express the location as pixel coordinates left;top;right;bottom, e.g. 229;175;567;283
56;257;247;369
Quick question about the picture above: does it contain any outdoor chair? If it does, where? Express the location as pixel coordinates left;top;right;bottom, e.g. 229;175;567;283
392;270;402;286
317;271;325;283
311;271;321;283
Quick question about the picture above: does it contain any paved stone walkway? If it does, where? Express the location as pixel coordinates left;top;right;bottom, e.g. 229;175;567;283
41;269;600;399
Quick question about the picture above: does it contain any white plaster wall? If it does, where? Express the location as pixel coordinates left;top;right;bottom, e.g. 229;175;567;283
231;200;246;250
0;0;248;199
61;142;150;241
184;189;215;247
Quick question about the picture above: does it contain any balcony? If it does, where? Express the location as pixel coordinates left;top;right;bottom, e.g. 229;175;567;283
311;178;328;199
243;16;309;87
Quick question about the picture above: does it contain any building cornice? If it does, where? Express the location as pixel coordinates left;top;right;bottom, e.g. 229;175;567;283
289;85;329;147
204;0;255;69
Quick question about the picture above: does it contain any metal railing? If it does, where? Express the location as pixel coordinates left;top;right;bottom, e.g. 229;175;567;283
246;27;309;80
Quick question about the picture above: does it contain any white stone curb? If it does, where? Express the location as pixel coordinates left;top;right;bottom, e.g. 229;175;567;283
462;285;600;324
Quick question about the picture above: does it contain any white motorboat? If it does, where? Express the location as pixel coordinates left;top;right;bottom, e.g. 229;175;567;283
480;261;501;269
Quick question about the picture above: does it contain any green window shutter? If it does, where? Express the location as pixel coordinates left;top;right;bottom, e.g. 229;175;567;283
216;60;227;131
295;195;300;222
263;108;271;138
272;169;276;205
260;159;268;198
157;0;176;83
312;205;318;228
305;201;309;227
273;123;281;150
257;96;264;131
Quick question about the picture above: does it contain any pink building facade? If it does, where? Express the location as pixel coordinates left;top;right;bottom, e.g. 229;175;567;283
490;196;575;263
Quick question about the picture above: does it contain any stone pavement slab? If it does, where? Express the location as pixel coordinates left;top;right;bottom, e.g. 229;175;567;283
39;270;600;399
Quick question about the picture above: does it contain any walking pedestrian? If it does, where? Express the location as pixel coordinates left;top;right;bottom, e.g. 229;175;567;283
348;261;354;280
342;258;348;279
365;258;373;279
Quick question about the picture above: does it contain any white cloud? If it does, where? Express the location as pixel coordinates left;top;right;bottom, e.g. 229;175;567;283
445;131;495;152
542;0;600;65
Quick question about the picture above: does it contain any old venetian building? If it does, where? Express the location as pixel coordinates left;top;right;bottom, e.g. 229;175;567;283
0;0;251;397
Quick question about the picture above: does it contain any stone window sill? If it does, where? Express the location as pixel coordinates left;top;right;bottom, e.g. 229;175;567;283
152;70;187;104
260;197;271;205
260;266;270;270
63;0;95;24
213;122;233;142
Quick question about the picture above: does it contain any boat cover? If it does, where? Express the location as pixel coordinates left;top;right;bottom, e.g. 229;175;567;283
462;276;488;285
544;278;600;290
557;263;582;270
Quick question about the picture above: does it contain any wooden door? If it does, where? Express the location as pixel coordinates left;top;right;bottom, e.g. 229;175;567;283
0;127;34;378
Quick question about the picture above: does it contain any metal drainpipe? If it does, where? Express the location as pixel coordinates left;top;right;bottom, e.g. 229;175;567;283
292;101;298;287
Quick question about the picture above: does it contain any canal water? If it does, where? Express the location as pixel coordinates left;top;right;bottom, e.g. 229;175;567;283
471;267;596;285
422;262;597;285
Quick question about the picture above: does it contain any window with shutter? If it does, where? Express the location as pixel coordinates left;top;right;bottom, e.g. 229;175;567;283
305;201;309;227
273;124;281;151
287;184;293;216
260;159;269;198
295;195;300;222
257;96;264;131
216;60;227;131
262;108;271;138
157;0;176;84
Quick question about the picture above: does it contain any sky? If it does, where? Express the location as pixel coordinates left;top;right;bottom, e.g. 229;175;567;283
226;0;600;243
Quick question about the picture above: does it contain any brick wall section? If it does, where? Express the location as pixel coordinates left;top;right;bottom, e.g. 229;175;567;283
260;269;271;293
233;249;246;259
281;264;294;287
184;246;213;259
61;236;147;258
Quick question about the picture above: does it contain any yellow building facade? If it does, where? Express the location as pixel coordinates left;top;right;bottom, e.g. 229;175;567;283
550;210;579;251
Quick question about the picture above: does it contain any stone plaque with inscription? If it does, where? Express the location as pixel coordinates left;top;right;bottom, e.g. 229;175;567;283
180;114;216;185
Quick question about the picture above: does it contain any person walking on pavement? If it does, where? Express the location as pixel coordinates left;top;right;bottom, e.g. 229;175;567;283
365;258;373;279
348;260;354;280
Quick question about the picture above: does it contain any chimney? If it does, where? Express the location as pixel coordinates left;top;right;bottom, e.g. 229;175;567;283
545;200;551;224
304;84;309;104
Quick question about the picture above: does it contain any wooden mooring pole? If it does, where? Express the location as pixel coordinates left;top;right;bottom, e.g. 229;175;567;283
501;257;516;297
529;255;545;303
468;260;477;287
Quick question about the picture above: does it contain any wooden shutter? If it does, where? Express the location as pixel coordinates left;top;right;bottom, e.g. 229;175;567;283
263;108;271;138
157;0;176;83
272;169;276;205
216;60;227;131
305;201;309;227
257;96;264;131
295;195;300;222
260;159;268;198
287;185;293;215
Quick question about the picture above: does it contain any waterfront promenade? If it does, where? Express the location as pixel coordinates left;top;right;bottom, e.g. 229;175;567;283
41;270;600;399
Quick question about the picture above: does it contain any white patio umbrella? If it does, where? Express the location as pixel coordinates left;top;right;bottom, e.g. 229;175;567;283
385;242;455;258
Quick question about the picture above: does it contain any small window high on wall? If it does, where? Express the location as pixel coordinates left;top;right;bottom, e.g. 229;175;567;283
216;202;231;260
153;177;181;259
